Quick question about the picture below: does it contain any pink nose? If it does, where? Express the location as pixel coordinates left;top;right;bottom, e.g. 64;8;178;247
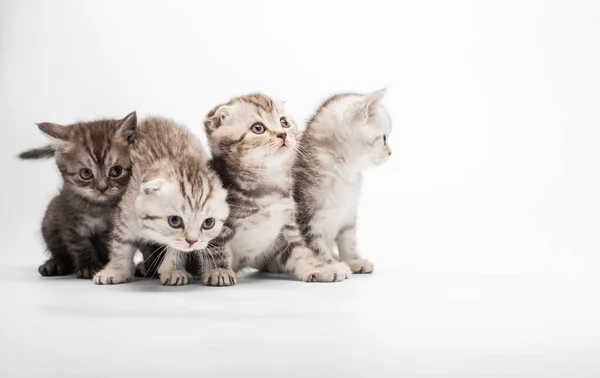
185;237;198;245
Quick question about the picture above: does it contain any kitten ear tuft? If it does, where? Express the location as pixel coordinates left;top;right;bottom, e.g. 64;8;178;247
141;178;166;195
116;111;137;143
37;122;70;142
364;87;387;104
204;105;230;134
355;88;388;122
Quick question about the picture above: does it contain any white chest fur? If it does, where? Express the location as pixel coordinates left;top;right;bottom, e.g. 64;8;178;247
313;174;362;247
230;194;291;263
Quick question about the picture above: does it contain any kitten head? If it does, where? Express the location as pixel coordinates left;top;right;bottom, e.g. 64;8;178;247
37;112;137;205
204;93;298;168
135;159;229;252
309;89;392;168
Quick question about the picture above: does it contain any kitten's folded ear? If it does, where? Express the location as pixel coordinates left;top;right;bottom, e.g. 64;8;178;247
37;122;70;143
355;88;387;122
116;111;137;143
141;178;166;195
204;105;230;134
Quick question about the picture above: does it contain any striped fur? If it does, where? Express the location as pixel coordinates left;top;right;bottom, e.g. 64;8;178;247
293;89;392;274
204;93;351;282
93;117;234;286
19;112;137;279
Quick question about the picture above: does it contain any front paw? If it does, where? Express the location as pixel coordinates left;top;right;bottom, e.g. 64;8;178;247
93;268;132;285
202;268;236;287
76;264;102;279
345;258;374;274
301;260;351;283
160;270;193;286
38;259;72;276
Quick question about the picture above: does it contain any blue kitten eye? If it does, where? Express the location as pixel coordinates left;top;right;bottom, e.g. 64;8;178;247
280;117;290;128
79;168;93;180
109;166;123;177
251;122;266;134
201;218;215;230
168;216;183;228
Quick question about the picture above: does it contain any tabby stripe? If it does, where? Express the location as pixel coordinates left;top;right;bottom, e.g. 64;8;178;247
277;241;303;266
140;215;161;220
338;223;356;236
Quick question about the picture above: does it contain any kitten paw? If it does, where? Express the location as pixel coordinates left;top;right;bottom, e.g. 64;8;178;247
93;268;132;285
345;258;374;274
299;260;351;283
202;268;237;287
75;265;101;279
38;259;72;276
160;270;193;286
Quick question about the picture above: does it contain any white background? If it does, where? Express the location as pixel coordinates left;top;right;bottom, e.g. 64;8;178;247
1;1;599;377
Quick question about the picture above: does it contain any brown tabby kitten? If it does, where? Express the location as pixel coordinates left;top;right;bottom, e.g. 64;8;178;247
204;93;351;282
19;112;137;278
93;117;233;286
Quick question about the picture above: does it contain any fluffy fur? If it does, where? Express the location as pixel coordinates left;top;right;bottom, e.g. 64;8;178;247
204;93;351;282
19;112;137;278
293;89;392;273
93;117;233;286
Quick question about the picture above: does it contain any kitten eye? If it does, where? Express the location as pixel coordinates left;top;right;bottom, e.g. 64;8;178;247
383;135;387;145
251;122;266;134
280;117;290;128
79;168;93;180
201;218;215;230
109;166;123;177
168;216;183;228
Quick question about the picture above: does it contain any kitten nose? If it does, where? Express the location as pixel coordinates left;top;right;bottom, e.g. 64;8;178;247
276;132;287;141
185;237;199;245
97;182;108;193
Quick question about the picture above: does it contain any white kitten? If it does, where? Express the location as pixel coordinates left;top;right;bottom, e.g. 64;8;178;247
293;89;392;273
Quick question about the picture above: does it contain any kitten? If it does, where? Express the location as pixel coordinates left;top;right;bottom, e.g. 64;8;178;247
93;117;234;286
293;89;392;273
204;93;351;282
19;112;137;278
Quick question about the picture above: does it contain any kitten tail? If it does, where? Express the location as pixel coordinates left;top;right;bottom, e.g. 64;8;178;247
18;145;55;159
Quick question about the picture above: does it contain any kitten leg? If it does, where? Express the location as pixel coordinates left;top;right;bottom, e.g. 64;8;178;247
157;248;193;286
275;223;351;282
336;224;373;274
62;229;104;279
39;198;73;276
200;243;236;287
93;219;137;285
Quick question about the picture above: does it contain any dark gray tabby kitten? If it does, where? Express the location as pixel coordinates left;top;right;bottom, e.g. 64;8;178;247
19;112;137;278
204;93;351;282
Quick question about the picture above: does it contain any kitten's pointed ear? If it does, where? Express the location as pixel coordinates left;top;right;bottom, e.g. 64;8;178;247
204;105;230;134
37;122;70;143
116;111;137;143
355;88;387;122
141;178;166;195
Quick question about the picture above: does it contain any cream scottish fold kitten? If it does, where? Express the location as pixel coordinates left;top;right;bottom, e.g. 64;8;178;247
94;117;233;286
293;89;392;273
205;93;351;282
